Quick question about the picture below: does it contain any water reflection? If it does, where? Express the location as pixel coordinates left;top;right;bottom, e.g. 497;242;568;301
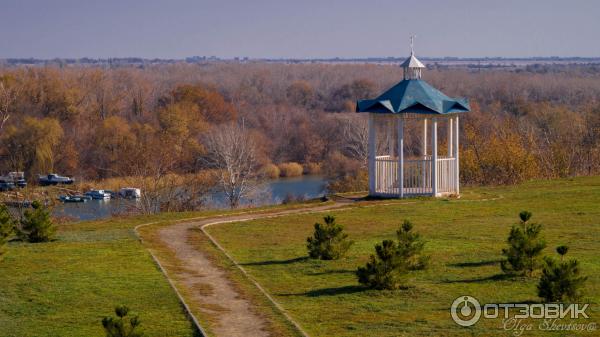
53;175;327;221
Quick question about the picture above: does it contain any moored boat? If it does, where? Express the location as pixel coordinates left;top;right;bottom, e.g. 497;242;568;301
0;181;15;191
39;174;74;186
0;172;27;188
84;190;111;200
59;195;88;203
119;187;141;199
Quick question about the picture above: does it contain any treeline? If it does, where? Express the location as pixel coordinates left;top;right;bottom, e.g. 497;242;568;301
1;62;599;188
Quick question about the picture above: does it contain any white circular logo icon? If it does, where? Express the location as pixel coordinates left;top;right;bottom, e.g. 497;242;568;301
451;295;481;327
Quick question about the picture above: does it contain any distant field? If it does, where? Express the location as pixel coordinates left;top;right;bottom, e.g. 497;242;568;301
206;177;600;336
0;213;203;337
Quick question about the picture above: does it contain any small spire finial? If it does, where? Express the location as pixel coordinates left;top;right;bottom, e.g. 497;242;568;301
410;35;416;55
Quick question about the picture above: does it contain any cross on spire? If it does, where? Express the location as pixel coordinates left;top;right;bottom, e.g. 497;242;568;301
410;35;416;55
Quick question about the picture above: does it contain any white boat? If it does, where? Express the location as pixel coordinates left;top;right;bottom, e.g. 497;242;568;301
84;189;111;200
119;187;141;199
39;173;74;186
0;172;27;188
59;195;88;203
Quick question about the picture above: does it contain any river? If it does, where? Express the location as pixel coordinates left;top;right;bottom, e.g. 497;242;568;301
52;175;328;221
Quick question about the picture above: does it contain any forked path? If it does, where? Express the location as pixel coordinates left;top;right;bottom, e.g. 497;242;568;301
158;202;350;337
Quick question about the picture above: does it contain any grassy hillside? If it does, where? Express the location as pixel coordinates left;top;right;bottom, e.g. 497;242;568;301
0;213;203;337
206;177;600;336
2;177;598;336
0;201;329;337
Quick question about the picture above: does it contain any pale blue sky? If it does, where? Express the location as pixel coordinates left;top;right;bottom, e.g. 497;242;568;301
0;0;598;59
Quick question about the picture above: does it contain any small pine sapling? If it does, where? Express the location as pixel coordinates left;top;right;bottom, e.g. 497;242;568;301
501;211;546;276
538;246;587;302
396;220;429;270
102;305;143;337
357;240;404;290
357;220;428;290
18;201;56;243
306;215;353;260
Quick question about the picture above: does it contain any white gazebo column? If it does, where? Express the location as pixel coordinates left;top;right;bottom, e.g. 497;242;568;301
422;118;428;189
454;115;460;194
447;118;453;157
422;118;428;158
431;118;438;196
388;118;395;157
398;118;404;198
368;114;376;195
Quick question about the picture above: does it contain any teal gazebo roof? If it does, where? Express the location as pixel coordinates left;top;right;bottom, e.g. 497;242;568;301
356;79;470;115
356;40;469;115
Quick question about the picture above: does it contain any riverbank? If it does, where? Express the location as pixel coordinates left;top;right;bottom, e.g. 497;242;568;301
2;175;328;221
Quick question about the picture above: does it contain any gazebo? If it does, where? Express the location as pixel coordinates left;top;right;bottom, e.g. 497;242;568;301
356;39;470;198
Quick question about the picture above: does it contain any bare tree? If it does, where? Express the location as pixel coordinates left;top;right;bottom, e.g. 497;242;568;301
125;170;212;214
124;147;213;214
0;81;19;134
340;115;369;167
202;123;261;208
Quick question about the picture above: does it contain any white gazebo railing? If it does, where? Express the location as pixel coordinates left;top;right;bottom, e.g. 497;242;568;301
374;155;457;196
403;157;432;195
369;114;460;198
374;155;398;195
436;157;458;194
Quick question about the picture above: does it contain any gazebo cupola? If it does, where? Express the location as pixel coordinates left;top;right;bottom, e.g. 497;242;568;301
356;37;470;198
401;44;425;80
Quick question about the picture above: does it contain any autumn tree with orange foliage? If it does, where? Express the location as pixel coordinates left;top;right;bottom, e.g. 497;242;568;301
169;84;237;124
461;102;539;185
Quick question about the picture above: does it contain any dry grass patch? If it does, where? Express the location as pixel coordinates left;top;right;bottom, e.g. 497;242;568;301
278;162;304;177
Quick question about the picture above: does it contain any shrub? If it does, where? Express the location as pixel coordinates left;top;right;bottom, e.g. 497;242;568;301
102;305;143;337
261;163;281;179
538;247;587;302
501;211;546;276
0;205;15;258
323;151;353;176
18;201;56;243
306;215;353;260
396;220;429;270
461;113;540;185
324;151;367;193
327;170;368;193
357;220;428;290
278;162;304;177
357;240;403;290
303;162;322;175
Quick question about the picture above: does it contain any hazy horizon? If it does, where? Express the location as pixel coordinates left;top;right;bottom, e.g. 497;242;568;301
1;0;599;59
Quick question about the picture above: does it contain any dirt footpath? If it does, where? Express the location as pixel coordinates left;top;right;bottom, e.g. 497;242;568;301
158;202;348;337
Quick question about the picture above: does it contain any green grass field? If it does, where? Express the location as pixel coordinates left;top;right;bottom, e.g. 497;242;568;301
0;202;328;337
206;177;600;337
0;213;203;337
1;177;599;336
